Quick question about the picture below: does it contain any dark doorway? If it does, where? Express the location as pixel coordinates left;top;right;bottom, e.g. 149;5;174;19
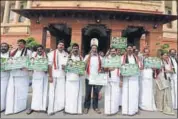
47;24;71;50
122;26;147;49
81;24;111;56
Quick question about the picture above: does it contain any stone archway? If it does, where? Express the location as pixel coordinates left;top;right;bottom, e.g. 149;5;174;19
47;23;72;50
122;26;147;50
81;24;111;56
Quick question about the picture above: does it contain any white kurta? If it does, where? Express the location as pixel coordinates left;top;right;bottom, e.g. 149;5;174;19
83;54;102;81
104;68;121;115
139;67;157;111
1;52;10;111
169;57;177;109
65;55;83;114
166;57;177;110
47;50;68;115
121;55;140;115
84;55;101;76
5;49;32;115
31;53;48;111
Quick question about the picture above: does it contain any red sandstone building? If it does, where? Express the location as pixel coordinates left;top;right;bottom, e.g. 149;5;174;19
1;1;178;56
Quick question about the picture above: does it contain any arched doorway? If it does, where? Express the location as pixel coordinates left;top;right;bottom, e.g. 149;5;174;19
122;26;147;50
81;24;111;56
47;24;71;50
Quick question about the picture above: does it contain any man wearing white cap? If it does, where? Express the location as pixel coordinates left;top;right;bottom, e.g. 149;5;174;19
83;38;102;114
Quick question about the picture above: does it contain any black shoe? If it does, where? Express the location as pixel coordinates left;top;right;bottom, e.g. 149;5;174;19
83;108;89;114
26;109;34;115
94;108;101;114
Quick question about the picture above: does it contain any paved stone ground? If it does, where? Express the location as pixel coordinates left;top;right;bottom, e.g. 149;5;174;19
1;96;177;119
1;80;177;118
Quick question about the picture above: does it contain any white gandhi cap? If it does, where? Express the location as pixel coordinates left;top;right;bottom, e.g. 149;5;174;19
90;38;98;47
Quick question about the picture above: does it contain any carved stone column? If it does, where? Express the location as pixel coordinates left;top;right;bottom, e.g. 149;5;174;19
25;0;32;23
172;0;177;31
3;1;10;23
13;1;20;23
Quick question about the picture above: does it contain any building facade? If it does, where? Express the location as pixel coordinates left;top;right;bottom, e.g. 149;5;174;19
1;0;177;56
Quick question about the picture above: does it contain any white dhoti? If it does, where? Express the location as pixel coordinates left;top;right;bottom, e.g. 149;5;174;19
47;49;68;115
171;74;177;109
119;88;122;107
65;73;82;114
122;75;139;115
139;69;157;111
31;72;48;111
104;79;120;115
1;71;10;111
5;70;29;115
48;76;65;115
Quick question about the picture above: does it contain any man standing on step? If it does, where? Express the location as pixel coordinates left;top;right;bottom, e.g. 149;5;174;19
47;40;68;115
5;39;32;115
26;45;48;115
83;38;102;114
65;43;83;114
1;42;10;112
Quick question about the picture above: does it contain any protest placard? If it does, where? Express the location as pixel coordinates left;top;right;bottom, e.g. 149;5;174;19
89;73;108;85
65;59;85;75
111;37;127;49
5;57;29;70
120;64;139;76
28;57;48;71
1;58;7;71
144;57;162;69
102;56;121;68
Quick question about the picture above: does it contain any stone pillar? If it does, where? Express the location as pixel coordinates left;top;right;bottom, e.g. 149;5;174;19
162;1;167;29
25;0;32;23
13;1;20;23
3;1;10;23
26;0;32;9
161;0;165;14
172;0;177;31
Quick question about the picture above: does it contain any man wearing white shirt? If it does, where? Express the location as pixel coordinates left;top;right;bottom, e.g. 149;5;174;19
65;43;83;114
47;40;68;115
104;48;121;115
139;48;157;111
27;45;48;114
120;45;142;116
5;39;32;115
83;38;102;114
169;49;177;109
1;43;10;112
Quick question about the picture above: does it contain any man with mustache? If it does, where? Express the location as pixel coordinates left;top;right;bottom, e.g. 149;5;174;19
5;39;32;115
169;49;177;109
104;48;122;115
0;42;10;112
83;38;102;114
65;43;83;114
47;40;68;115
139;48;157;111
27;45;48;114
121;45;142;116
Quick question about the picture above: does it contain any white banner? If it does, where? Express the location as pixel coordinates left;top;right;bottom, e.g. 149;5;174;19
89;73;108;86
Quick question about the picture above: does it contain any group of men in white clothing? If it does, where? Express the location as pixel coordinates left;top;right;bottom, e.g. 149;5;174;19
1;38;177;116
